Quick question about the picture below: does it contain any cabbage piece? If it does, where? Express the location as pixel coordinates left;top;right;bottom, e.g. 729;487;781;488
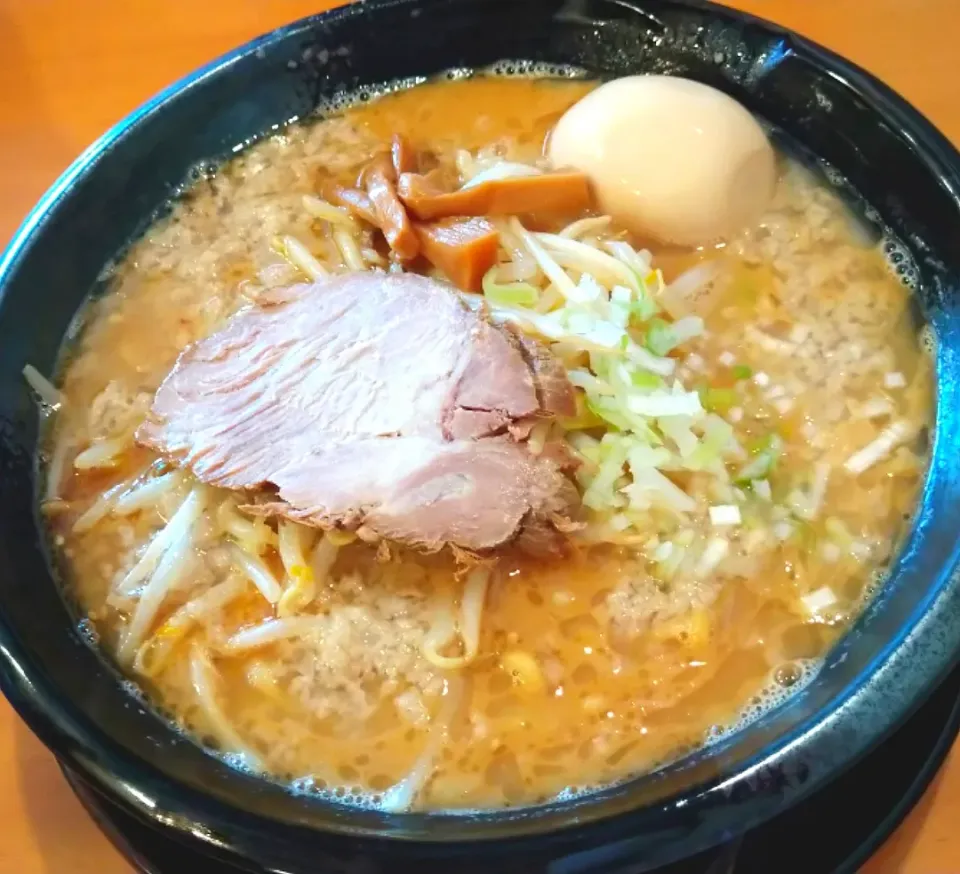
628;391;703;418
659;415;700;457
482;267;539;306
646;315;705;356
624;466;696;514
735;434;783;483
686;414;738;471
582;436;631;510
488;217;749;544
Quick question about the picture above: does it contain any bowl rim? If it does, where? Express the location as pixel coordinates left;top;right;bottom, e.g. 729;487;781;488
2;0;960;863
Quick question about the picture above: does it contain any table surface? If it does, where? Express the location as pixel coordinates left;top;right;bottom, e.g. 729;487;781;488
2;1;960;871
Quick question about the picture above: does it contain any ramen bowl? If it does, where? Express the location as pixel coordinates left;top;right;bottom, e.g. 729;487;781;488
1;1;960;871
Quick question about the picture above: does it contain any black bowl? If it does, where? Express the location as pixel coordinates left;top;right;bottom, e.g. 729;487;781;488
2;1;960;872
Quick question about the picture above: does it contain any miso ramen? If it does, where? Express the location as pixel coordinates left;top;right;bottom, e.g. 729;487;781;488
37;74;933;810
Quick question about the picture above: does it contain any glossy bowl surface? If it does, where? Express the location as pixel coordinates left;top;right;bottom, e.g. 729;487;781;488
2;1;960;871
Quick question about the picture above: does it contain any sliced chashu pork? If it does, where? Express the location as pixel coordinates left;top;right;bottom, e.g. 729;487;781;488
137;272;578;553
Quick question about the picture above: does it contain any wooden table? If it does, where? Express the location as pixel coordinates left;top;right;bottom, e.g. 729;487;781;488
1;1;958;870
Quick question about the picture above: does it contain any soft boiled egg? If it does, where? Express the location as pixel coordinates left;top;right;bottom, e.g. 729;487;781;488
548;76;776;247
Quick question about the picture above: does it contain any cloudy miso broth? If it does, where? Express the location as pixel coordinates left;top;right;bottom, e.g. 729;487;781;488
41;75;932;810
